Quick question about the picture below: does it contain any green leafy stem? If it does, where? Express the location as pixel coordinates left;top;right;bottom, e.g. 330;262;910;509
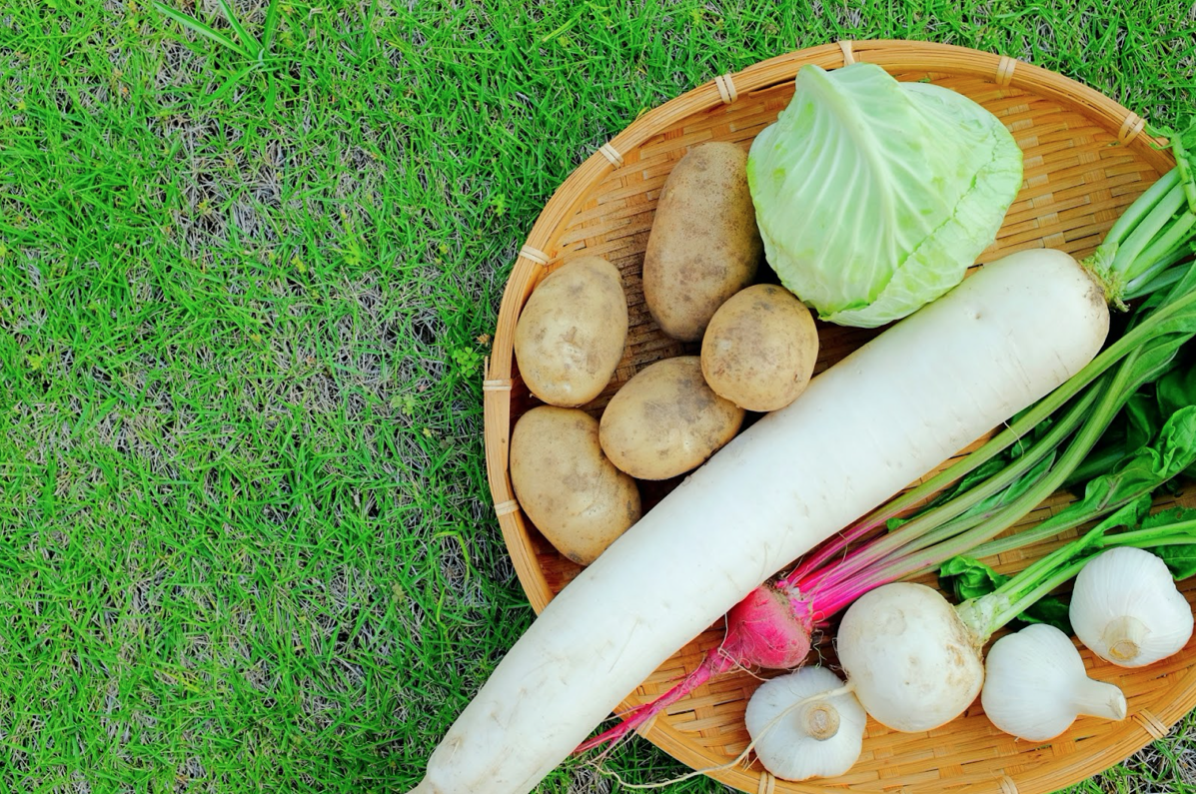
946;501;1196;641
790;130;1196;621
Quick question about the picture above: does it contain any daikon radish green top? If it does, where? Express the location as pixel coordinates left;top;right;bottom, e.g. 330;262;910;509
747;62;1024;328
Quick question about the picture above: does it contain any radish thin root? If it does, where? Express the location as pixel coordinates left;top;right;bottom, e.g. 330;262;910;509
586;684;856;789
573;649;732;754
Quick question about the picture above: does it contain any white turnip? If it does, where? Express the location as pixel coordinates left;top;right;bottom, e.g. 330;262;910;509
835;582;986;732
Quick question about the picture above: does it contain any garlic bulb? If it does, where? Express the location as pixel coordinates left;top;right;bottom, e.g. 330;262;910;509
1070;546;1193;667
744;666;865;780
981;623;1126;741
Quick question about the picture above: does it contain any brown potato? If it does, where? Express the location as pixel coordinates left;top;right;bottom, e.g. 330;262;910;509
599;356;745;480
701;284;819;412
510;406;641;566
642;142;763;342
515;256;628;407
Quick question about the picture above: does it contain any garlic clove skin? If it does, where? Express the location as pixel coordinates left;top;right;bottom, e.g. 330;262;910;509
981;623;1126;742
744;667;866;781
1070;547;1193;668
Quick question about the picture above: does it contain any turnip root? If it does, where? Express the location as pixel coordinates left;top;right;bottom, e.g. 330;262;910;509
836;582;985;732
407;250;1108;794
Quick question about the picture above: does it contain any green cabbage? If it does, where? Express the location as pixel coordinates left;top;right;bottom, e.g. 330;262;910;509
747;63;1024;328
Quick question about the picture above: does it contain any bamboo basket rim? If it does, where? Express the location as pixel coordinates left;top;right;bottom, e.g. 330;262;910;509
482;39;1183;794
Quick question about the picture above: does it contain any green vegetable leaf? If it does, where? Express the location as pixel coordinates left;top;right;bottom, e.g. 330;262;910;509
1140;505;1196;529
1157;364;1196;417
887;451;1055;533
1069;349;1196;490
1153;405;1196;473
1017;596;1072;634
1116;273;1196;402
746;62;1023;328
1134;506;1196;579
1124;393;1162;453
886;457;1008;530
950;452;1056;525
1156;544;1196;580
1092;495;1157;535
940;556;1004;602
937;457;1009;501
1040;405;1196;536
1155;363;1196;478
1046;472;1151;533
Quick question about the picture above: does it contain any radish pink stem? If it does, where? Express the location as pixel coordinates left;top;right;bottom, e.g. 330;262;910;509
806;572;894;620
572;647;733;754
779;521;886;588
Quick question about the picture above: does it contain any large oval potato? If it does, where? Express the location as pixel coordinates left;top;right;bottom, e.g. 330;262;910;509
643;142;763;342
701;284;819;412
599;356;745;480
514;256;628;407
510;406;641;566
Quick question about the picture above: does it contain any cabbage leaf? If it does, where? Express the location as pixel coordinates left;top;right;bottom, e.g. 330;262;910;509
747;63;1024;328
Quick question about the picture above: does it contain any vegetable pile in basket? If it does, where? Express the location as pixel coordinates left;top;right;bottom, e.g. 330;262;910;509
406;62;1196;794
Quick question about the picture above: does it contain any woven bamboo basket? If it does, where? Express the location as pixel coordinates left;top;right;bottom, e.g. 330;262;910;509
482;39;1195;794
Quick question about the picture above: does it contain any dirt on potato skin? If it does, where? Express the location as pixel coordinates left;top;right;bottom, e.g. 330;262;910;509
514;256;629;408
598;356;744;480
701;284;819;412
510;406;641;565
642;142;763;343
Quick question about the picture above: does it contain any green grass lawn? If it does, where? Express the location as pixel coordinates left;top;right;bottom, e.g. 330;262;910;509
2;0;1196;791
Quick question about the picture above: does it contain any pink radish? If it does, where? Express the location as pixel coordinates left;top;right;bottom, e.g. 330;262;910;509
575;583;813;753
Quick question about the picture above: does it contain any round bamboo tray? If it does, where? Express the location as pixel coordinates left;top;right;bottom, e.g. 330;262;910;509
482;39;1193;794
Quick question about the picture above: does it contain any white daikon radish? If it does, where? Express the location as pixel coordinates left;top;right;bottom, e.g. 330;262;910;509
407;249;1109;794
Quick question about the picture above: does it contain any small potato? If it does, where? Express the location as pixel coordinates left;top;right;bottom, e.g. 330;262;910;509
510;406;641;566
701;284;819;412
643;142;763;342
600;356;745;480
515;256;628;407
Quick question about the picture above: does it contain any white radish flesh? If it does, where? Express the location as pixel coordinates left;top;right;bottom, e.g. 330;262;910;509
408;249;1109;794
